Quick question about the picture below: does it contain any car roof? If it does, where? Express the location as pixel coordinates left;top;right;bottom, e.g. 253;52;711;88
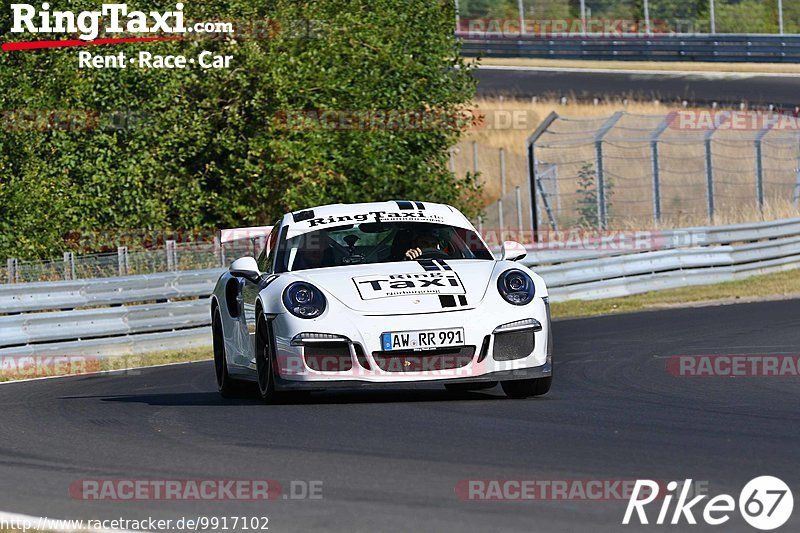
281;201;474;237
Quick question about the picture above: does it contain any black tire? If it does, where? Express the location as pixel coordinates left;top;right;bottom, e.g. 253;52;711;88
444;381;498;392
255;313;279;403
213;310;250;398
501;376;552;399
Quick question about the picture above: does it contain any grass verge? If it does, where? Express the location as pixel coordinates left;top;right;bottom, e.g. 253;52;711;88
0;347;211;383
474;57;800;75
551;268;800;319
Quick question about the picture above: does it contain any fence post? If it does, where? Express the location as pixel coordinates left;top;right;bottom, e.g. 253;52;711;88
213;236;224;268
166;240;177;271
535;168;558;233
7;258;18;284
710;0;716;34
650;116;671;225
118;246;129;276
704;135;715;223
515;185;524;237
528;143;539;242
499;148;507;198
702;115;729;224
498;199;504;242
703;118;735;223
527;112;560;243
472;141;479;174
594;112;624;230
595;143;606;230
448;148;456;173
795;135;800;208
794;169;800;208
454;0;460;32
754;139;765;215
477;216;483;236
754;122;774;215
580;0;587;35
63;252;75;281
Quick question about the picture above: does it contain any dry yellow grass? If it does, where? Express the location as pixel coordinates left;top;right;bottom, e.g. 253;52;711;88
459;98;800;229
474;57;800;75
0;348;210;383
551;268;800;319
463;99;676;154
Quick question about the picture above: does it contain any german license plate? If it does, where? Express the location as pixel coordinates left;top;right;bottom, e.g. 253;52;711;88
381;328;465;351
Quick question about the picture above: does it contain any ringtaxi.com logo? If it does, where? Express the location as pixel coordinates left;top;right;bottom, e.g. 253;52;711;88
623;477;793;530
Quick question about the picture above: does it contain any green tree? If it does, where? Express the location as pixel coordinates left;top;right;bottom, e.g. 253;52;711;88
575;162;598;228
0;0;480;259
575;161;613;228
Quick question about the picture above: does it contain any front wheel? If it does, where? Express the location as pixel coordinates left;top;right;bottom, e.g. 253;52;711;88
213;311;250;398
501;376;552;399
255;314;278;402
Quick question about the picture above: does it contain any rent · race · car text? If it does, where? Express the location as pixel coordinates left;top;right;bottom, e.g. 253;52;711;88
78;50;232;69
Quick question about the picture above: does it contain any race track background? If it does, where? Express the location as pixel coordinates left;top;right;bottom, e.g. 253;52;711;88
475;66;800;108
2;300;799;532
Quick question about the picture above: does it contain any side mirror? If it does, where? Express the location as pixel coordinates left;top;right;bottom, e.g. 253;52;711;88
500;241;527;262
229;257;260;281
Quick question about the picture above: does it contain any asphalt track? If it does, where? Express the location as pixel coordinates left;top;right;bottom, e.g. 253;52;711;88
475;66;800;108
1;299;799;532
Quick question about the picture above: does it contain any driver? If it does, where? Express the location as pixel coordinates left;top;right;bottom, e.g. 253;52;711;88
404;230;442;260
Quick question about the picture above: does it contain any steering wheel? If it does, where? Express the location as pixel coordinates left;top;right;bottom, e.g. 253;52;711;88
416;248;450;259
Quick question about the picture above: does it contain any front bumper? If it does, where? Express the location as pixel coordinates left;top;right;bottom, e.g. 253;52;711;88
268;297;553;388
274;358;552;390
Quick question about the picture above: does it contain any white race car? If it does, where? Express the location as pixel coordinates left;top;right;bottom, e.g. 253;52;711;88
211;201;552;401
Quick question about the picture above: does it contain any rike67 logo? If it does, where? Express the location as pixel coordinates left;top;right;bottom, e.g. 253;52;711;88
624;477;794;530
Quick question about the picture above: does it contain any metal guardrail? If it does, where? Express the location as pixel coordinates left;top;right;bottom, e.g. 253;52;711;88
524;218;800;300
0;328;213;358
0;269;222;358
1;217;799;357
534;236;800;287
0;269;222;314
459;34;800;62
524;217;800;265
0;301;209;347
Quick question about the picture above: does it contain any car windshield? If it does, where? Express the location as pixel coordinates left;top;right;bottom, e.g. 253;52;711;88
277;222;493;272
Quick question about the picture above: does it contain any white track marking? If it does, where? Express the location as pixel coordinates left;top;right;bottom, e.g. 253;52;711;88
477;64;800;79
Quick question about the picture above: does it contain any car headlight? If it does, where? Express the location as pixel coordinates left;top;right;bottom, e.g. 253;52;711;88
497;269;535;306
283;282;327;319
